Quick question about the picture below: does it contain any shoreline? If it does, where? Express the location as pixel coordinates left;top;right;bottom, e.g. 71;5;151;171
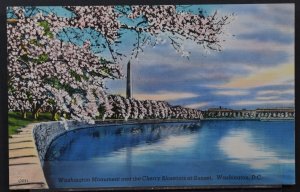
96;118;294;124
202;118;294;121
95;118;201;125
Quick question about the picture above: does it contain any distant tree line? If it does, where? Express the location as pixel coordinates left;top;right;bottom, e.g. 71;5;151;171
104;95;203;121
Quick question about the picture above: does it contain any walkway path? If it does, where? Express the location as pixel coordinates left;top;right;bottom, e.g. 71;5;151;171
9;124;48;190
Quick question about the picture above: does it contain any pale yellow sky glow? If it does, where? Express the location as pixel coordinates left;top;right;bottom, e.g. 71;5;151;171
222;63;294;89
134;91;199;101
232;99;294;106
185;102;210;109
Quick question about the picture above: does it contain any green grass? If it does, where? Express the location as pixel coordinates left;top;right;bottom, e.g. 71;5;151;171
8;112;52;136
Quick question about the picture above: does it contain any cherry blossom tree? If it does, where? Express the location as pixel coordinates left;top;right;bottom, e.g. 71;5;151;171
7;7;121;122
143;100;154;119
136;99;147;119
129;98;139;119
108;95;126;119
7;5;229;122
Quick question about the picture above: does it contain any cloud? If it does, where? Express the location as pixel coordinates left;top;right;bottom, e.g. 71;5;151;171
259;4;295;29
135;33;292;69
214;90;249;96
221;63;294;88
256;89;294;96
223;4;294;34
131;45;291;94
134;91;199;101
237;29;294;44
184;102;210;109
223;37;294;54
255;96;280;101
197;50;288;68
220;4;294;58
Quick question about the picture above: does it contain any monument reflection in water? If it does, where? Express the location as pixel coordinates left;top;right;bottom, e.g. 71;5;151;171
43;120;295;188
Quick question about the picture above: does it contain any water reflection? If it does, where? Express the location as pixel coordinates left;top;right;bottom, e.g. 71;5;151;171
44;120;295;188
106;134;197;158
45;122;201;161
218;129;294;169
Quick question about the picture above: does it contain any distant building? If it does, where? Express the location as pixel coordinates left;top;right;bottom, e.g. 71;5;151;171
256;108;295;119
203;107;294;119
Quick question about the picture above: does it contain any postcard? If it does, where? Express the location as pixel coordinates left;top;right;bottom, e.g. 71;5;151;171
7;4;295;190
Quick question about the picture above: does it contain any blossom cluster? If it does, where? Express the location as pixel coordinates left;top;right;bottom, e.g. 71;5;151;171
128;5;229;51
65;6;121;42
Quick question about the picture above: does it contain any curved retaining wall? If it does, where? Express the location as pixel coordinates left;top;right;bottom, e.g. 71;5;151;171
33;121;95;166
9;119;200;190
32;119;201;166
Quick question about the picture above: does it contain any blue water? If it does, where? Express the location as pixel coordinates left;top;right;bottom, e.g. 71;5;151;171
43;120;295;188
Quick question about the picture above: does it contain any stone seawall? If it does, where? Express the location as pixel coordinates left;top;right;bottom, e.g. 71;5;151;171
10;119;200;190
33;121;96;166
32;119;201;166
9;121;98;189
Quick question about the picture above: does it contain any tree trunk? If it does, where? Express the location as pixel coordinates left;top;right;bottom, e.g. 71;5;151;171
33;112;38;120
22;111;27;119
32;108;40;120
102;114;107;121
51;112;56;121
32;103;41;120
51;111;59;121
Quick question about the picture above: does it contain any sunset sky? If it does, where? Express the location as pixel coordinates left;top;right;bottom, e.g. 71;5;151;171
107;4;295;110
